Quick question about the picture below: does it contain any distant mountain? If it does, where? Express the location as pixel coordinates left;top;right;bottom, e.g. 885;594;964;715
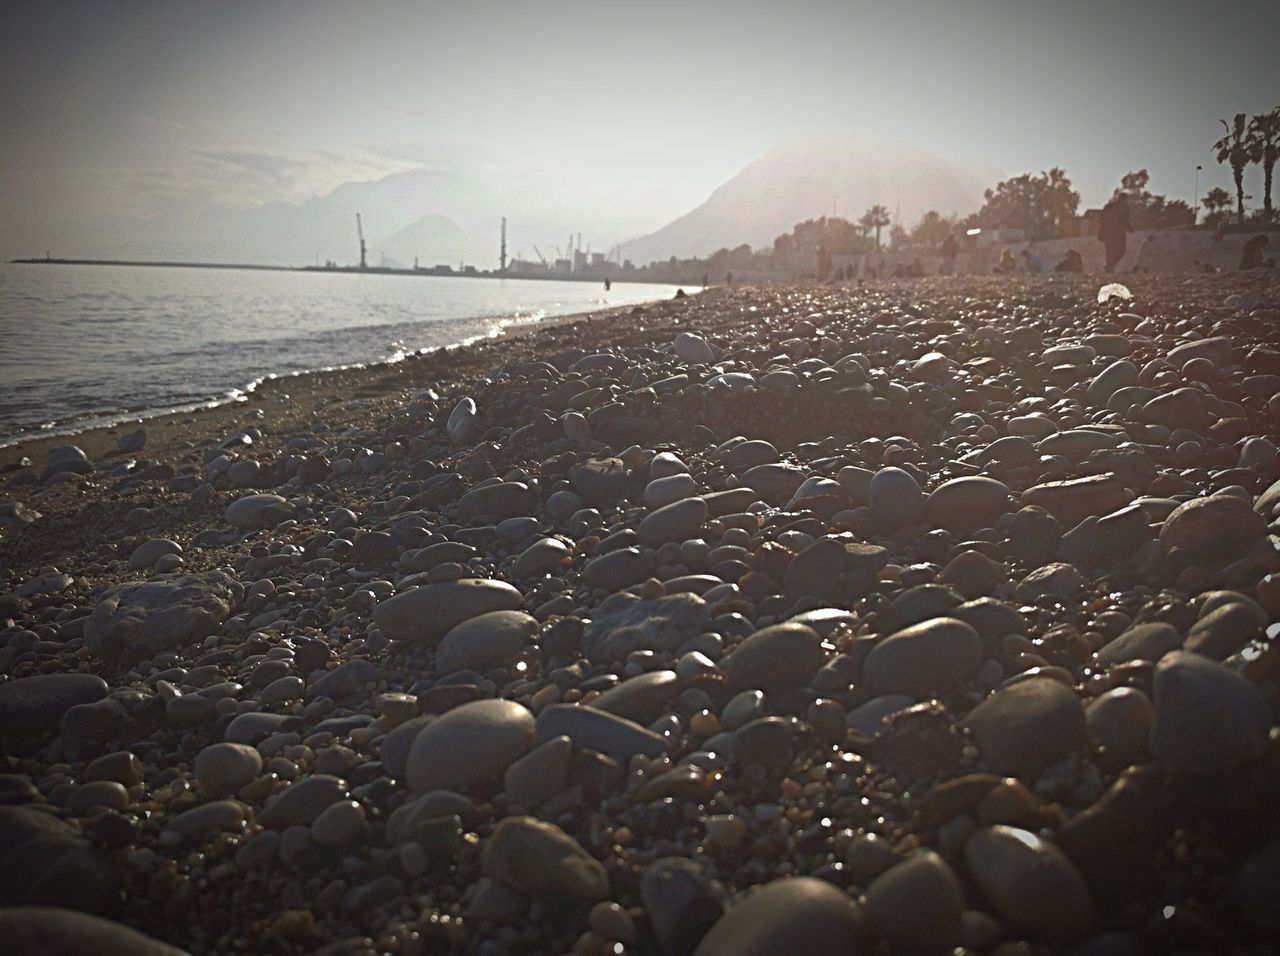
75;168;495;267
70;164;635;268
60;133;998;268
617;134;999;265
380;214;480;268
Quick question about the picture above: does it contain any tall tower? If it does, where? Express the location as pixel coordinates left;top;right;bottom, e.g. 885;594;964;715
500;217;507;272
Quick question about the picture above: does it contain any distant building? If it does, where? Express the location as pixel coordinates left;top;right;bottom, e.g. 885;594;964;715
506;258;546;276
1078;210;1104;237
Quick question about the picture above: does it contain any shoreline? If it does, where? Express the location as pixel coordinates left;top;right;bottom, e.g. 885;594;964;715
9;256;690;286
0;290;697;468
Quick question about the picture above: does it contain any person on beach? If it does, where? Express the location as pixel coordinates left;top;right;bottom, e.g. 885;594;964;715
1054;248;1084;272
1239;234;1274;270
994;247;1018;273
940;233;958;274
1020;249;1046;273
1099;196;1131;271
1132;234;1156;273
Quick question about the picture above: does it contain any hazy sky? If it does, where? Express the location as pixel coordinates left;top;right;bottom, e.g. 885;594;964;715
3;0;1277;261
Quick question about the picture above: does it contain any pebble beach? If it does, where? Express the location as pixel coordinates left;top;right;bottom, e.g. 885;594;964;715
1;273;1279;955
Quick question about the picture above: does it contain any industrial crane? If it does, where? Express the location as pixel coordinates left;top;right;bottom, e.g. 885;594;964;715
356;213;368;270
532;245;548;266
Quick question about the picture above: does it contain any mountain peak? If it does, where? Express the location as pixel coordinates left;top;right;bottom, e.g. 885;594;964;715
619;135;998;264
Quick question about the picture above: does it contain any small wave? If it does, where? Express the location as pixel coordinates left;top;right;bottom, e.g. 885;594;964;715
1;277;684;448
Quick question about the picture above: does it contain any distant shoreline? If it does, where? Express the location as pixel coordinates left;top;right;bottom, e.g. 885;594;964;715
8;256;679;286
0;291;681;463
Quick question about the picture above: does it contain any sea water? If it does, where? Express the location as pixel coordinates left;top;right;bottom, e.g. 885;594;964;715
0;263;685;444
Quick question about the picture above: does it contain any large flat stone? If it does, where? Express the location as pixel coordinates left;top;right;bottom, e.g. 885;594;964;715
84;572;239;658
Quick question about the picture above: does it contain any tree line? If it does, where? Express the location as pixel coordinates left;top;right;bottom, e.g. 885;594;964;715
628;106;1279;280
1213;106;1279;224
863;104;1280;247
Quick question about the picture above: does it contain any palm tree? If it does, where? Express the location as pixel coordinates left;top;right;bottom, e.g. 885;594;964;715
1214;113;1256;224
1248;107;1280;221
1202;186;1233;227
859;205;891;251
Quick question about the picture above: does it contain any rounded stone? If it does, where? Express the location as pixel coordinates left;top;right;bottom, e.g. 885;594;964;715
374;578;525;644
84;751;144;786
512;537;570;578
66;780;130;816
225;493;293;530
310;799;367;848
693;877;863;956
723;440;780;471
447;397;479;444
456;481;534;520
592;671;681;724
1149;651;1270;774
503;735;573;807
741;463;809;504
258;774;348;829
646;473;699;509
1086;359;1139;404
868;467;923;527
482;815;609;902
924;477;1011;532
964;825;1097;943
675;331;715;363
1160;494;1267;558
962;677;1087;779
1022;475;1133;529
0;907;185;955
0;674;108;731
863;851;964;954
535;703;667;760
721;623;825;696
583;547;654;592
405;699;535;792
194;742;264;796
166;800;247;839
638;497;708;547
436;610;539;674
127;538;183;570
1093;622;1181;668
1086;687;1154;765
862;617;982;697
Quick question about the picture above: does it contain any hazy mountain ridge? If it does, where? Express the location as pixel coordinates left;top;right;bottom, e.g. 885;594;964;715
62;135;999;268
618;135;999;264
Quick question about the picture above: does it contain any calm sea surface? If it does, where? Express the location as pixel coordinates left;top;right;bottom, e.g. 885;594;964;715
0;264;685;444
